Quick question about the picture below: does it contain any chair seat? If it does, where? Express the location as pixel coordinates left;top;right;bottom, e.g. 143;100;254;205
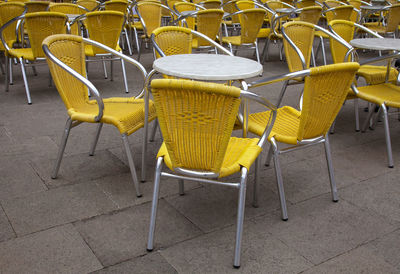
257;28;271;38
221;36;242;45
157;136;262;178
248;106;301;145
363;22;386;34
357;65;399;85
0;39;16;52
7;48;35;61
130;21;143;30
356;83;400;108
85;44;122;56
68;98;157;135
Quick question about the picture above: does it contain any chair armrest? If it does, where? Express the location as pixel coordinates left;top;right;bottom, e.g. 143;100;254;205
0;13;26;52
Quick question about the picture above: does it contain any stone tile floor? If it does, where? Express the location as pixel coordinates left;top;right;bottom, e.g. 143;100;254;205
0;43;400;273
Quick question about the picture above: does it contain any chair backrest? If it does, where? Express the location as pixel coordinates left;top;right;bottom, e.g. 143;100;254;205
152;26;192;58
385;4;400;32
174;2;198;29
328;19;354;63
0;2;25;50
347;0;361;9
236;0;255;10
202;0;221;9
7;0;29;3
137;1;166;37
43;34;89;114
296;0;316;8
298;5;322;24
49;3;87;14
104;0;129;13
297;62;359;140
25;11;67;58
323;0;344;8
150;78;242;174
282;21;315;72
325;5;354;23
25;1;50;13
76;0;99;11
222;0;240;23
238;8;266;43
196;8;223;46
85;10;125;54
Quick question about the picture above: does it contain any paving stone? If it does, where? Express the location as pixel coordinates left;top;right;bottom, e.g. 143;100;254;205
0;205;15;243
262;194;395;265
160;217;312;273
0;135;59;158
340;172;400;224
302;245;398;274
165;180;280;233
74;199;203;266
92;252;177;274
0;224;102;273
1;182;118;236
30;150;130;188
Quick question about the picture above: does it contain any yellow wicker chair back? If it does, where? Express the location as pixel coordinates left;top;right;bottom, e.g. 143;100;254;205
202;0;221;9
152;26;192;58
297;62;359;140
325;5;354;23
347;0;361;9
49;3;87;14
104;0;129;13
76;0;99;11
299;5;322;24
150;79;242;173
222;0;240;23
85;10;125;54
323;0;343;8
266;0;286;10
296;0;316;8
239;8;266;43
25;12;67;58
282;21;315;72
7;0;28;3
0;2;25;51
280;0;293;5
44;34;88;111
137;1;163;37
236;0;255;10
196;9;223;46
174;2;197;29
328;19;354;63
25;1;50;13
385;4;400;33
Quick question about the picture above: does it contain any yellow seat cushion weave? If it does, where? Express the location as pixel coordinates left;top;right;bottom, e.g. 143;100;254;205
356;83;400;108
248;106;301;145
157;137;262;178
257;28;271;38
7;48;35;61
221;36;242;45
69;98;156;135
84;44;122;56
357;65;399;85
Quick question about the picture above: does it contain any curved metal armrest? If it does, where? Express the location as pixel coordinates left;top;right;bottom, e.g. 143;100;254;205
353;22;384;38
280;22;308;70
0;13;26;52
271;12;289;36
70;14;87;26
248;69;311;88
360;0;372;6
135;3;176;37
358;51;400;66
240;90;277;148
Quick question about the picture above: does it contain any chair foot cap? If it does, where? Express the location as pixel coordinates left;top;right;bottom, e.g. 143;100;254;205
389;165;394;168
136;194;143;198
252;203;259;208
28;103;32;105
355;130;360;132
140;180;146;183
282;218;288;221
179;193;185;196
146;248;153;252
233;265;240;269
333;199;339;203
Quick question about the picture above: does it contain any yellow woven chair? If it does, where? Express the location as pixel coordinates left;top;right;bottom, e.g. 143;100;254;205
363;3;400;37
173;2;200;29
7;0;29;3
48;3;87;35
76;0;100;11
323;0;346;8
25;1;50;13
201;0;222;8
247;62;360;220
221;0;241;34
0;2;25;86
193;9;224;49
84;11;130;93
146;78;276;268
1;11;67;104
42;34;157;197
296;0;317;8
297;5;322;24
221;8;266;63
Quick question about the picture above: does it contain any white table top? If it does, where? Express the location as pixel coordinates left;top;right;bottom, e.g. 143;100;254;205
153;54;263;80
66;14;80;20
350;38;400;51
360;5;387;10
276;8;295;14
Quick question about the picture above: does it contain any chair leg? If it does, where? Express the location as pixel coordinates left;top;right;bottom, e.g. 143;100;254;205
4;56;9;92
329;119;336;134
311;47;316;67
121;58;129;93
254;41;260;64
324;135;338;202
134;28;140;55
233;167;247;269
264;145;273;166
19;57;32;105
178;179;185;195
0;57;4;75
32;65;37;76
319;36;326;65
124;28;133;56
138;39;144;62
271;140;288;221
102;57;108;79
9;57;13;85
276;80;289;107
147;157;163;252
52;118;73;179
89;123;103;156
354;98;360;132
253;157;260;208
382;104;394;168
110;58;114;82
361;104;375;132
261;39;270;64
121;133;142;197
150;119;158;142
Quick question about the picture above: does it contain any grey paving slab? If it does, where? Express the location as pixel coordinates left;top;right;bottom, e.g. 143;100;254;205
262;194;396;265
165;180;280;233
0;135;59;158
160;217;312;273
302;245;398;274
0;205;15;243
30;150;129;188
1;181;118;236
74;199;203;266
340;171;400;224
92;252;177;274
0;224;102;273
0;156;47;200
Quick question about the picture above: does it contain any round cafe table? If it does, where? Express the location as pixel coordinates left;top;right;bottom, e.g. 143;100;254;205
350;38;400;51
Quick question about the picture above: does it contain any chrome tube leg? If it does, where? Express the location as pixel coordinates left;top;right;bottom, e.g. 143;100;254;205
110;58;114;81
32;65;37;76
272;140;288;221
9;57;13;85
124;29;133;55
19;57;32;105
149;119;158;142
141;77;151;182
324;135;338;202
52;118;73;179
147;157;163;252
311;47;316;67
233;167;247;269
329;119;336;134
138;39;144;62
382;104;394;168
279;42;283;61
254;41;260;64
0;57;4;75
371;106;382;130
264;145;273;166
319;37;326;65
102;57;108;79
48;69;52;87
4;56;9;92
276;80;288;107
253;157;260;208
122;134;142;197
361;105;375;132
354;98;360;132
134;28;140;54
261;39;270;64
121;58;129;93
178;179;184;195
89;123;103;156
